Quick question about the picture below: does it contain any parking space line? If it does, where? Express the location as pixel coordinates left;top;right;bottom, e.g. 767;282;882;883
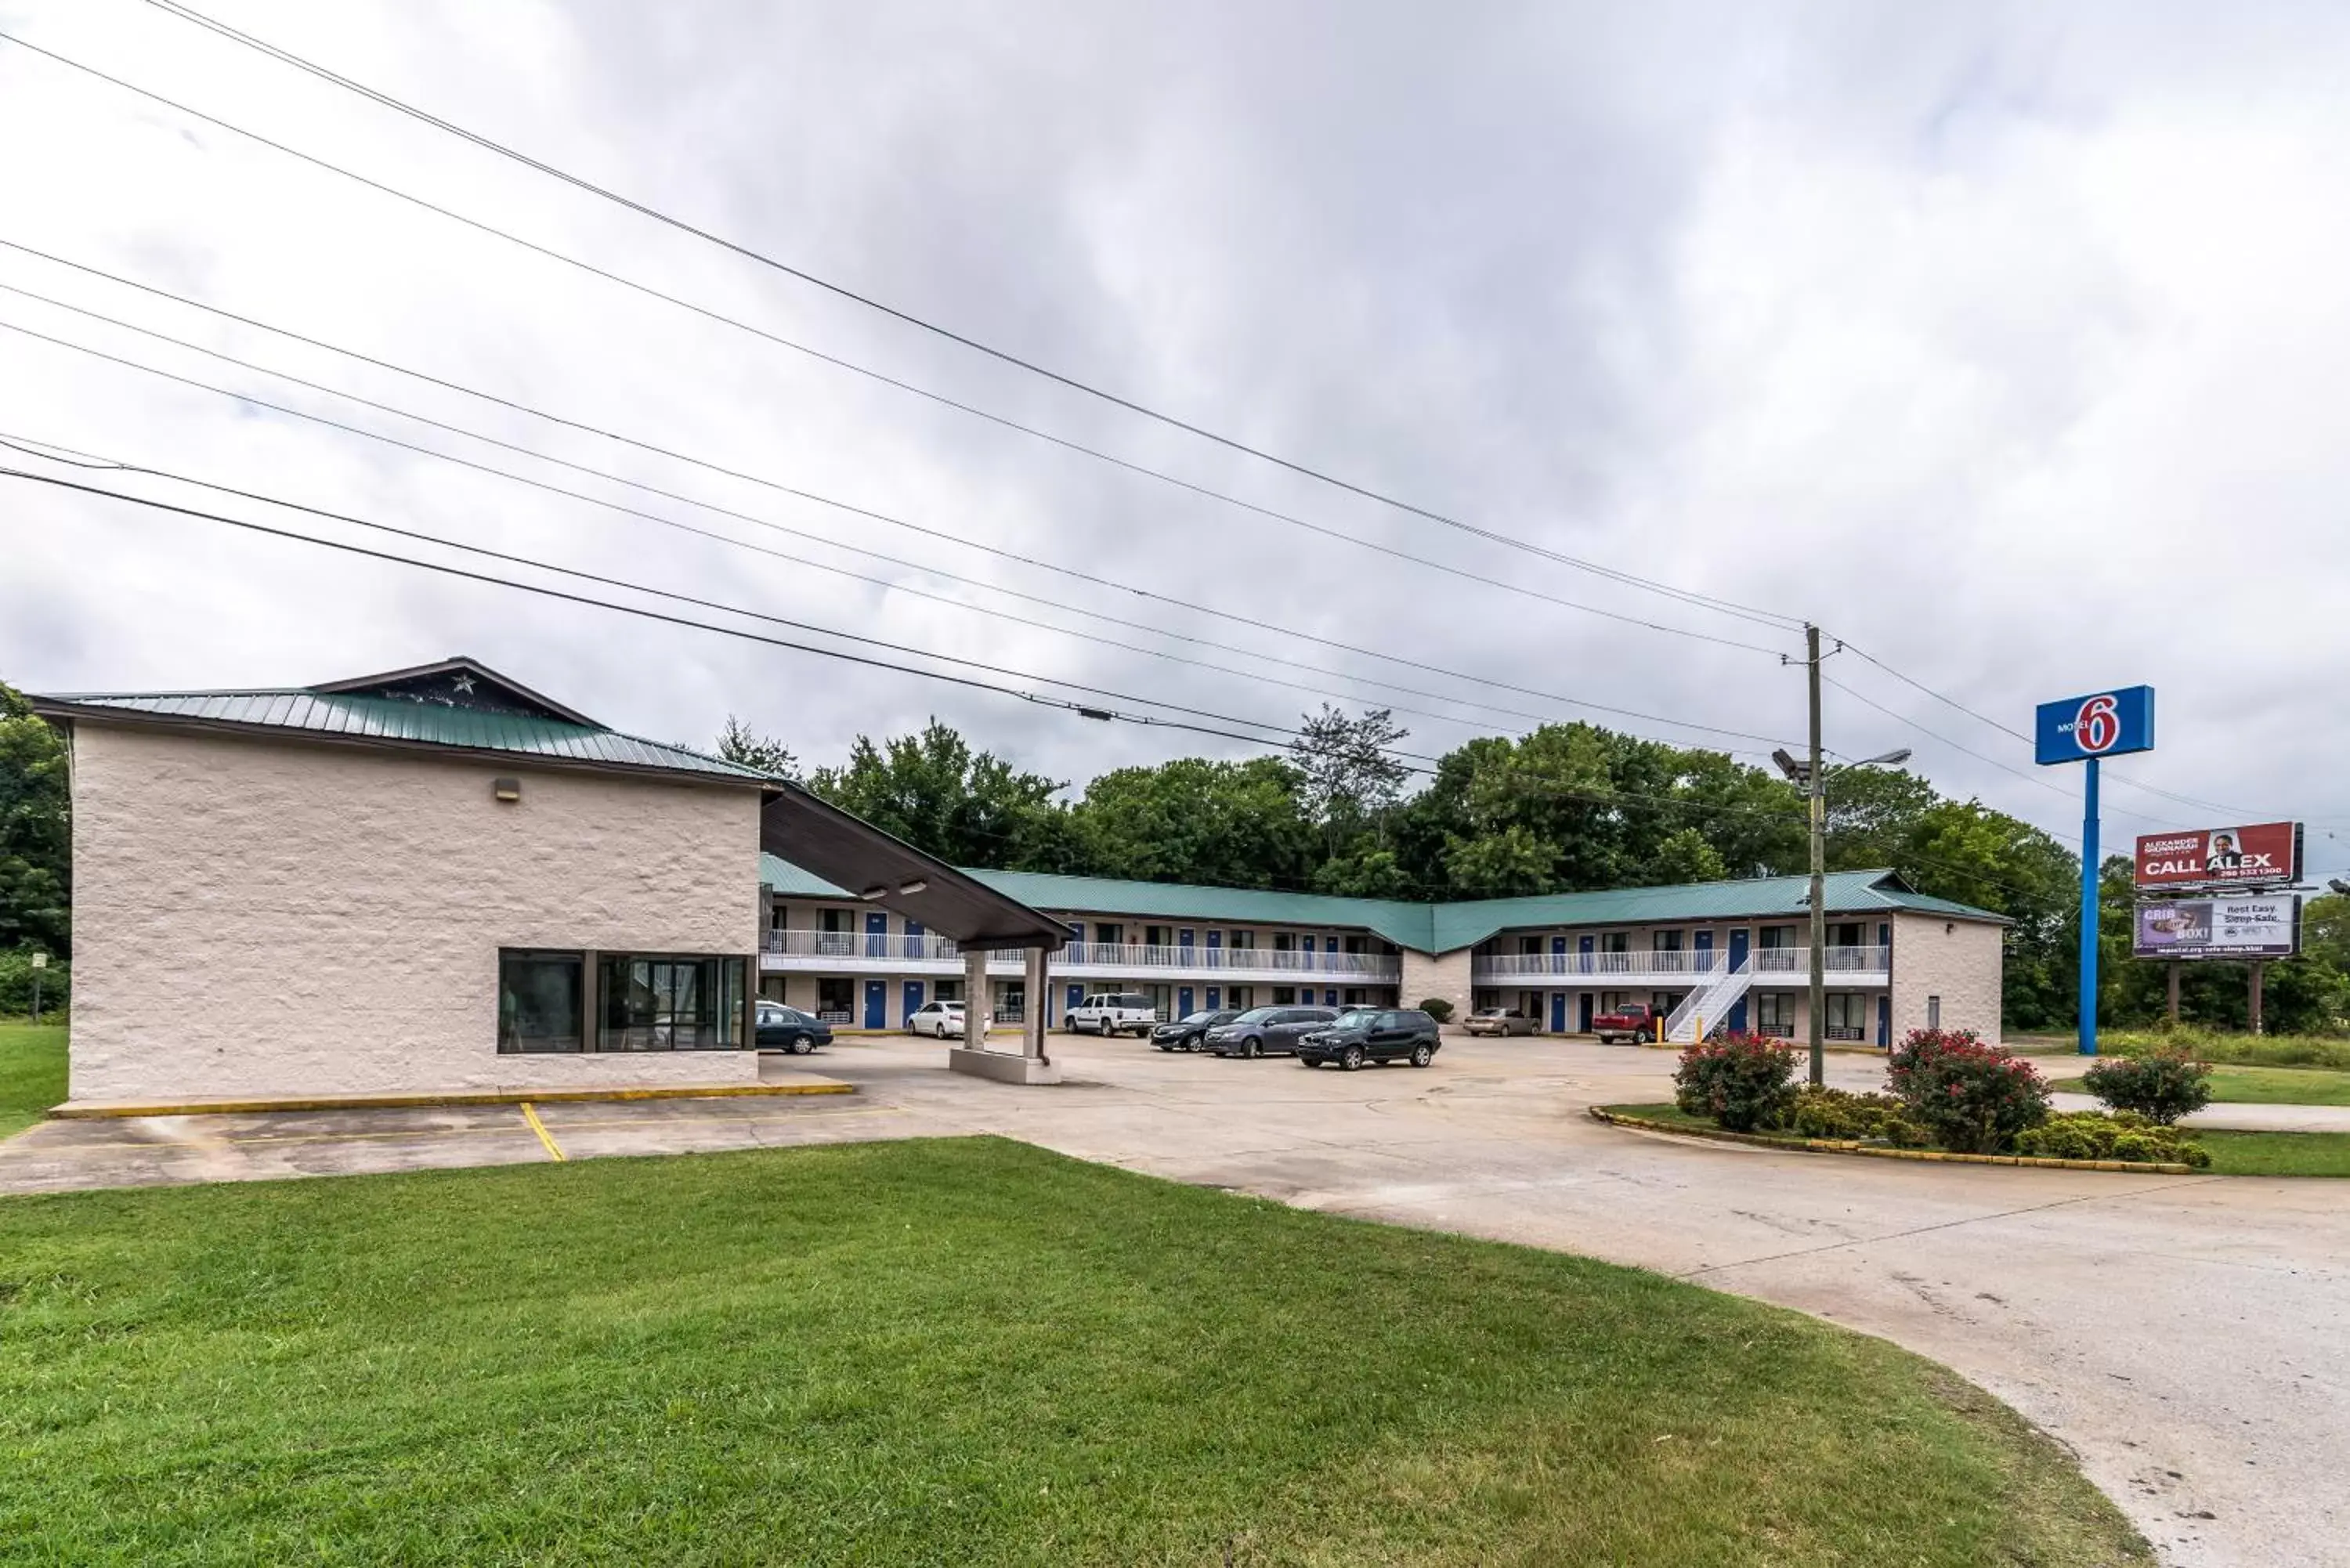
519;1102;566;1162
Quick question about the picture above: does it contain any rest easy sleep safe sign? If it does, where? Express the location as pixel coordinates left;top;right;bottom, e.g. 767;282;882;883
2034;685;2156;1057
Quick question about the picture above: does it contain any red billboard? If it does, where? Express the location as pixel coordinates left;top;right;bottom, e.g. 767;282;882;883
2134;822;2303;890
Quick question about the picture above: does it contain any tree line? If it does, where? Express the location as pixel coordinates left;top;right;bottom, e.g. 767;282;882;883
0;676;2337;1033
723;703;2348;1035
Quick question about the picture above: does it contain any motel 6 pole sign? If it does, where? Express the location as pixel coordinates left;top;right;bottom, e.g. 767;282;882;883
2034;685;2156;1055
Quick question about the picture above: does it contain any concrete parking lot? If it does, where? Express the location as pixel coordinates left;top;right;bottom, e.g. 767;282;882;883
2;1033;2341;1566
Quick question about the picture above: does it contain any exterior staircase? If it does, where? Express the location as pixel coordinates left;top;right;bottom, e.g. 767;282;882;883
1662;959;1755;1044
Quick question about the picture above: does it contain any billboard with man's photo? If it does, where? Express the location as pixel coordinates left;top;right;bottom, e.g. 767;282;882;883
2133;822;2303;890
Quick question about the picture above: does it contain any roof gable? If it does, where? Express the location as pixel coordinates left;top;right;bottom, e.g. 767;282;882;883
309;657;598;726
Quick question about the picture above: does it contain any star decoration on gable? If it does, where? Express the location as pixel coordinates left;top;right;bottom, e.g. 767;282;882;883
450;674;476;695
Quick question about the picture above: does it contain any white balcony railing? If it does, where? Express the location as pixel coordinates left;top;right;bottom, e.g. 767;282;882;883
761;929;1401;978
1058;941;1398;977
1474;945;1892;981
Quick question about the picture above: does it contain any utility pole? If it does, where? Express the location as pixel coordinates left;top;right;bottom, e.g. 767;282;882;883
1806;623;1826;1089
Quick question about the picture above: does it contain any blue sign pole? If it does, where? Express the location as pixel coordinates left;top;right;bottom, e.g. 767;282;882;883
2078;758;2099;1057
2034;685;2153;1059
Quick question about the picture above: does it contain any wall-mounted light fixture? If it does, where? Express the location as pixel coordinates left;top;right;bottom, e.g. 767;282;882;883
492;777;522;803
898;878;929;896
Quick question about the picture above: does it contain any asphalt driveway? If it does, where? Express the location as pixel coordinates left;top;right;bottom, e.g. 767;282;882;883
2;1034;2341;1566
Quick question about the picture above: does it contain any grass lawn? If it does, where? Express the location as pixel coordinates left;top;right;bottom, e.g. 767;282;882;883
0;1137;2148;1566
2194;1130;2350;1179
0;1018;67;1137
2053;1063;2350;1107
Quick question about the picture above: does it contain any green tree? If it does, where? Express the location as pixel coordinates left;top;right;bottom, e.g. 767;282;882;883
0;681;70;956
714;715;798;780
807;721;1068;869
1649;826;1728;886
1444;822;1559;898
1068;757;1314;889
1289;706;1410;853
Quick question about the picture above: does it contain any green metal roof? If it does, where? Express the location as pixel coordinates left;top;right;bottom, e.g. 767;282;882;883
760;854;2004;953
35;659;776;785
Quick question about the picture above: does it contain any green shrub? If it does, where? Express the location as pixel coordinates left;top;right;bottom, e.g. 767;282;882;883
1675;1032;1799;1133
0;948;67;1017
1887;1028;2051;1154
1418;998;1455;1025
2082;1050;2212;1125
1791;1086;1915;1142
2014;1111;2209;1168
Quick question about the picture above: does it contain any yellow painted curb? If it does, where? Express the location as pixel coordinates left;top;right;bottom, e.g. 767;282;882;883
1588;1107;2197;1176
50;1080;855;1119
519;1102;566;1162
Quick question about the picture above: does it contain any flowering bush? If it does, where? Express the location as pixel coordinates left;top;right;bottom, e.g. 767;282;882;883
2082;1050;2212;1126
1886;1028;2051;1154
2014;1110;2210;1168
1675;1032;1799;1132
1789;1086;1929;1147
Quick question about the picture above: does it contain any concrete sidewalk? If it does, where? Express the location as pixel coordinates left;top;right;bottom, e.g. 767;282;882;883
2049;1091;2350;1133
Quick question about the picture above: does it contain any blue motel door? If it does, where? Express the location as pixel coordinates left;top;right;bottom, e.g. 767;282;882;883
1067;983;1083;1016
1549;992;1566;1032
1726;928;1751;1032
1178;986;1195;1015
902;980;924;1025
865;911;887;958
862;979;886;1029
1578;992;1595;1031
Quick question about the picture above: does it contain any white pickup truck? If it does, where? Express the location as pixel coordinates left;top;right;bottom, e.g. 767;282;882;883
1067;992;1160;1036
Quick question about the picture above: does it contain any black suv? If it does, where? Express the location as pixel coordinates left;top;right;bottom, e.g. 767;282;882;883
1152;1008;1240;1052
1296;1008;1441;1071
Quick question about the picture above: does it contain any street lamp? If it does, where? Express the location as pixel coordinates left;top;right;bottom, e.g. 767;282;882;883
1773;746;1912;1086
2330;878;2350;898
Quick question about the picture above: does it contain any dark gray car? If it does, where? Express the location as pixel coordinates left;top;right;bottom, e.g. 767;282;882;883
1204;1006;1340;1059
1152;1008;1241;1052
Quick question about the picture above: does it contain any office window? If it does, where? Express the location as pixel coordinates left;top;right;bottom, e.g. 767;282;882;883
1228;986;1254;1010
1755;992;1795;1036
497;950;583;1053
1231;929;1256;950
1927;995;1942;1029
1652;930;1683;952
934;978;963;1003
1272;986;1296;1004
598;955;747;1051
818;977;855;1019
1600;932;1629;953
1759;925;1793;950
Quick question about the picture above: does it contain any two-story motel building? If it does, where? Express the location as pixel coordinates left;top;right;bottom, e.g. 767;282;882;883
760;858;2007;1046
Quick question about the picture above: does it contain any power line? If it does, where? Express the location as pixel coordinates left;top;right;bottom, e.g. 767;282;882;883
1835;637;2348;833
0;29;1799;658
128;0;1808;633
0;455;2092;912
0;255;1799;747
1;457;1859;851
0;304;1798;758
0;461;1454;765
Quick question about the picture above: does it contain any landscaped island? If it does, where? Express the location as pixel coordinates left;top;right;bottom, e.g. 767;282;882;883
0;1136;2150;1564
1604;1028;2350;1177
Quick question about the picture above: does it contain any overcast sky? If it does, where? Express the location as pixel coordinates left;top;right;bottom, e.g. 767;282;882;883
2;0;2346;881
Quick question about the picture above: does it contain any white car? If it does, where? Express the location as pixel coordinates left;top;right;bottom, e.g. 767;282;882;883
1067;992;1160;1037
906;999;967;1039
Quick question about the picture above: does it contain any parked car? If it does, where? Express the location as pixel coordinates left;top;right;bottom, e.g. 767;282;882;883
1068;992;1161;1037
1297;1008;1441;1071
906;999;967;1039
1591;1002;1662;1045
1204;1005;1339;1058
1463;1006;1534;1037
755;1001;834;1054
1152;1008;1240;1052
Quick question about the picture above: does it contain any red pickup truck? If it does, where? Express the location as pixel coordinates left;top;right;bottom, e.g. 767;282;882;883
1591;1003;1662;1045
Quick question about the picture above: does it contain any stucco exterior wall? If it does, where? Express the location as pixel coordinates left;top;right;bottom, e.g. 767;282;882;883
68;723;762;1102
1400;948;1475;1028
1890;912;2005;1045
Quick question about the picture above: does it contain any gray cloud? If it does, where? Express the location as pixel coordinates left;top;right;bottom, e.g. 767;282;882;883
3;0;2347;880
